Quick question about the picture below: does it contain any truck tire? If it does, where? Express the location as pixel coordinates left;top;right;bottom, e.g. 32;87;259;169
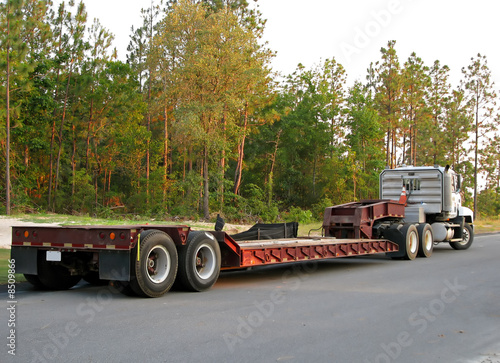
400;224;419;260
417;223;434;258
112;229;158;297
24;274;45;289
386;224;419;260
110;280;136;296
37;255;82;290
450;222;474;250
130;230;178;298
175;231;221;292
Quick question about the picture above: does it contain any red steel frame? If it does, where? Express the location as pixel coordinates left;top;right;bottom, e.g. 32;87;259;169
235;238;397;268
11;225;190;251
12;225;398;271
323;199;405;239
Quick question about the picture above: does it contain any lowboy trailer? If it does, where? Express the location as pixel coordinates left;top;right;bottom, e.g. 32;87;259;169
11;223;398;298
11;165;472;298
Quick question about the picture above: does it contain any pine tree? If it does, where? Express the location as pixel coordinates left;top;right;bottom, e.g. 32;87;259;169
374;40;401;168
401;52;430;166
461;54;498;218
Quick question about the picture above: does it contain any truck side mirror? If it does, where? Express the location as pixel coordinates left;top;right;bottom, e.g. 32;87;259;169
457;175;462;192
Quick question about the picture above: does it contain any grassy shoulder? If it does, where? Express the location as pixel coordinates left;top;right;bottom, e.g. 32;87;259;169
0;249;26;285
474;217;500;234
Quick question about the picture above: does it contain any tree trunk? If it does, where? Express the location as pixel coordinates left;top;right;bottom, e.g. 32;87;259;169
473;98;479;220
234;105;248;195
53;69;73;210
203;145;210;220
163;105;169;205
72;124;76;198
5;16;11;215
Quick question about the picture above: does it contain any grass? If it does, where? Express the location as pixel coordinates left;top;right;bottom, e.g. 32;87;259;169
474;216;500;234
0;249;26;285
8;212;228;230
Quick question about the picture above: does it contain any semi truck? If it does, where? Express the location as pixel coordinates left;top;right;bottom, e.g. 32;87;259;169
11;165;473;298
323;165;474;261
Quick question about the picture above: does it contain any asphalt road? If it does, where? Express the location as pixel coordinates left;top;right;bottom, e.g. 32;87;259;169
2;233;499;363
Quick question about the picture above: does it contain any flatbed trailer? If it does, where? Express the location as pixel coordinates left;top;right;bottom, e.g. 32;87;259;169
11;165;473;298
11;224;398;298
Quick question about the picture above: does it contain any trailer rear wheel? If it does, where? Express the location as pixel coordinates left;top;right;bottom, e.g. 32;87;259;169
176;231;221;292
450;223;474;250
130;230;178;298
37;255;82;290
417;223;433;258
24;274;45;289
110;280;136;296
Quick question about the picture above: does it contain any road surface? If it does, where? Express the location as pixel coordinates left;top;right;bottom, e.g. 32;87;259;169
1;233;499;363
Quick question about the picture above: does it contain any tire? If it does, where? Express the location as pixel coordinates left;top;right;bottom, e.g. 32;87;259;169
24;274;46;289
110;280;136;297
129;230;178;298
385;224;419;260
450;222;474;250
37;254;82;290
399;224;419;260
417;223;434;258
176;231;221;292
403;224;419;260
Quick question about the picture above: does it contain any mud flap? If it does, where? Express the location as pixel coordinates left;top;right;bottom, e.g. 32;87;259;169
98;250;130;281
453;216;465;240
10;247;38;275
383;225;406;259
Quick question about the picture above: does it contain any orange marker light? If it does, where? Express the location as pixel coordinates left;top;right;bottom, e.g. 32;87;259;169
24;231;29;238
110;232;116;240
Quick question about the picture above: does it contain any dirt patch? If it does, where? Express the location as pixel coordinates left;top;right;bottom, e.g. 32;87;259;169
0;217;60;249
0;216;251;249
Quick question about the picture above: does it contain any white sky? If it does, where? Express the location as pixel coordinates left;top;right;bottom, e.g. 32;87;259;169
64;0;500;89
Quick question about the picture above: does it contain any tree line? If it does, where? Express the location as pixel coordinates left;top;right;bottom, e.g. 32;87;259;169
1;0;499;222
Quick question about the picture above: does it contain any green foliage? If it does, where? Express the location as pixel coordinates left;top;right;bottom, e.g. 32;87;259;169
477;188;500;218
285;207;313;224
1;3;499;221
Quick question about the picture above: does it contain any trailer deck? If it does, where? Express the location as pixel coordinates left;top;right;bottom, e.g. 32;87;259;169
234;237;398;268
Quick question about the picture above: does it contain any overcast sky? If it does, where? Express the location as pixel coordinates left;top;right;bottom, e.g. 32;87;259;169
56;0;500;88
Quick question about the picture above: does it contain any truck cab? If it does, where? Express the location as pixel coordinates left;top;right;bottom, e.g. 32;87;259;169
379;165;474;249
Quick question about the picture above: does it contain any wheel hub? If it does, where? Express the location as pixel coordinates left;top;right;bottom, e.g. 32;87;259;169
145;246;171;284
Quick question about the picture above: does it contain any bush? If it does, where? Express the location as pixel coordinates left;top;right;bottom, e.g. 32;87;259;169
312;197;334;221
286;206;313;224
